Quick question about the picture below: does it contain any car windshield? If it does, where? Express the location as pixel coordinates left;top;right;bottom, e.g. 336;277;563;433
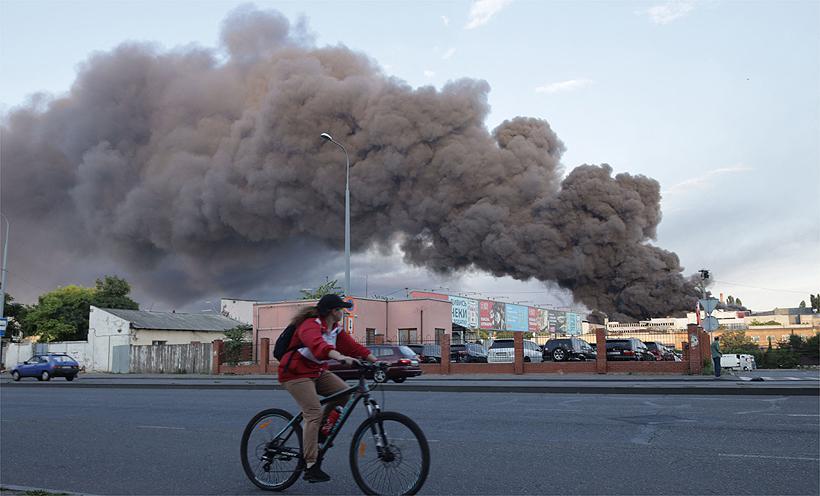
51;355;76;363
398;346;417;357
466;344;486;354
489;340;514;350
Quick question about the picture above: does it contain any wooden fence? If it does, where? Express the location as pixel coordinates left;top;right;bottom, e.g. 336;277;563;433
130;343;212;374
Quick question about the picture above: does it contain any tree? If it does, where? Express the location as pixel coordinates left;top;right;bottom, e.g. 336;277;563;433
3;293;27;337
719;330;759;354
223;324;251;365
799;300;806;309
24;285;95;342
810;294;820;313
735;298;742;306
727;295;735;305
91;275;139;310
300;280;342;300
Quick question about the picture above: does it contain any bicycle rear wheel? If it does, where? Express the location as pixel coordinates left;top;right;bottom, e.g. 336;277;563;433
240;408;303;491
349;411;430;495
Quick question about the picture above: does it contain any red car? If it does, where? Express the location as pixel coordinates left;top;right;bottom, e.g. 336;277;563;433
328;345;422;383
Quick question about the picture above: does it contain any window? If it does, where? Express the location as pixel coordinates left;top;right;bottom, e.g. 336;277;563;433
435;328;445;344
398;328;417;345
752;336;760;343
366;328;376;346
152;340;167;346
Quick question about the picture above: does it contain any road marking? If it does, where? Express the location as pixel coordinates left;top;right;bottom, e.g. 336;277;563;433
136;425;186;430
761;413;820;417
719;453;819;462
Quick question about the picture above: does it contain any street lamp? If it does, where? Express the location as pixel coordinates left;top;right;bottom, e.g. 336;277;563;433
0;214;8;318
320;132;351;296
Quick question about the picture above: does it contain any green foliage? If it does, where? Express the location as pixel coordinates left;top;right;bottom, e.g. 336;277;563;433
810;294;820;313
224;324;251;365
719;330;763;364
91;275;139;310
3;293;27;336
702;356;714;375
300;280;342;299
735;298;742;306
749;320;782;326
24;285;95;342
727;295;735;305
799;300;806;309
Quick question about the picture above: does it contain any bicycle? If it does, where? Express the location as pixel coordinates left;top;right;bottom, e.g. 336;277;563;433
240;362;430;495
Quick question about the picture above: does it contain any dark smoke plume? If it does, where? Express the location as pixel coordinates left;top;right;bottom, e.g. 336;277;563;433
0;5;697;320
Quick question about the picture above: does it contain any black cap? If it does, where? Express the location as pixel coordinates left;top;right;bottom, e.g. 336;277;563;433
317;294;353;315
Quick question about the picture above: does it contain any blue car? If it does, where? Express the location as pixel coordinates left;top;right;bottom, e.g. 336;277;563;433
11;353;80;381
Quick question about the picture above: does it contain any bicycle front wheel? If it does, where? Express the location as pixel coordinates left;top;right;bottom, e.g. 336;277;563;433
349;412;430;495
240;408;303;491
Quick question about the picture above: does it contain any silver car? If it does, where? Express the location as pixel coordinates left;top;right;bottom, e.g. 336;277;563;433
487;339;543;363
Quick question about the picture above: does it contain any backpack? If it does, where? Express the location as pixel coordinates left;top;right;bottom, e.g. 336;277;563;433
273;324;298;361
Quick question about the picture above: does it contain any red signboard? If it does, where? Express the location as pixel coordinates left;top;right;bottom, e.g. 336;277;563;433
479;300;493;329
528;307;540;332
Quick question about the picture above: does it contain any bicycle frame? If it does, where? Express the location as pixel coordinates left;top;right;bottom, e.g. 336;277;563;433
268;372;382;463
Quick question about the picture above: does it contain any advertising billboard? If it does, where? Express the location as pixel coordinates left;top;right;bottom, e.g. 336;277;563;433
467;299;479;328
479;300;493;329
565;312;581;335
528;307;540;333
505;304;529;332
449;296;471;328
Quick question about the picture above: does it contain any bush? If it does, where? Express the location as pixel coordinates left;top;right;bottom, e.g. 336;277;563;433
224;325;251;365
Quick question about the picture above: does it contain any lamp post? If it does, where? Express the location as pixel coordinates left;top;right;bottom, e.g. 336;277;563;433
0;214;8;318
320;133;351;296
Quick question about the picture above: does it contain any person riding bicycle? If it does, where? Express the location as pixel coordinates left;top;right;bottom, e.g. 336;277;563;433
278;293;379;483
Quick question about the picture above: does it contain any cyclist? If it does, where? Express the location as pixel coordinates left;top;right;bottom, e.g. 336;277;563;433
278;293;379;483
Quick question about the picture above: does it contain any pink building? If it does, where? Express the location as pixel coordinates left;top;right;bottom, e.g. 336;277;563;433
253;297;452;361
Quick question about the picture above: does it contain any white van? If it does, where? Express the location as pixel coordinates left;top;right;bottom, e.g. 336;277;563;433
720;353;756;371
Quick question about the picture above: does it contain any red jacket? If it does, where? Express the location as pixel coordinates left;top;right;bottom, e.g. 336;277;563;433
277;317;371;383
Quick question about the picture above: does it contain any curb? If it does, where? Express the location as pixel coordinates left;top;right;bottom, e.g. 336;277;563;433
2;381;817;395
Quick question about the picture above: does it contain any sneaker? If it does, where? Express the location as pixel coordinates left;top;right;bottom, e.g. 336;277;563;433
303;464;331;483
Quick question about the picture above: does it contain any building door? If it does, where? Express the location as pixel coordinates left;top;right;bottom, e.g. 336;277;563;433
366;328;376;346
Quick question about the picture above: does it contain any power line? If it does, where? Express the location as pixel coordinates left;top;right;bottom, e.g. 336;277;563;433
713;279;815;295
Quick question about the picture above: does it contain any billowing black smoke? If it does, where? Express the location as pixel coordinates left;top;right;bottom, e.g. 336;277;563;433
0;5;697;320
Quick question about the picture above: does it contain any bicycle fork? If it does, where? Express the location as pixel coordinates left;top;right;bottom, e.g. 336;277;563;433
364;399;395;461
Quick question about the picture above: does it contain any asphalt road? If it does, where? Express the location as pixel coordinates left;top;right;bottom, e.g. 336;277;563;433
1;387;818;495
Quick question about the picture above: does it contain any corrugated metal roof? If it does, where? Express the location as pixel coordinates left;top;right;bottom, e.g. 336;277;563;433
100;308;243;331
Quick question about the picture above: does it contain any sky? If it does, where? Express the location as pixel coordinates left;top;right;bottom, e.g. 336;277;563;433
1;0;818;315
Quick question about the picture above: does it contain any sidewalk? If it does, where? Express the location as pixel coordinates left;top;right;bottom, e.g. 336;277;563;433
2;371;817;395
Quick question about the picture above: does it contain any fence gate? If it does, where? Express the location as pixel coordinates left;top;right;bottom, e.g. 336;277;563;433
111;345;130;374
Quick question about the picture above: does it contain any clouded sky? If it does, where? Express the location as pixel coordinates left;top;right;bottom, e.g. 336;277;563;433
1;0;817;314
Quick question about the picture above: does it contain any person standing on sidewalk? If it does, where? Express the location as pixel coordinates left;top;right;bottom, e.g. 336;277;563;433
711;336;722;378
278;294;380;483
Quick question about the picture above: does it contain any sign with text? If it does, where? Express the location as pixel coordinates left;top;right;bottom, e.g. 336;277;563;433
505;304;529;332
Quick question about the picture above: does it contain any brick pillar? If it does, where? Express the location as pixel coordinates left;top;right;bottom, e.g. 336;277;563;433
686;325;701;375
440;333;451;375
596;328;607;374
212;340;224;375
259;338;270;374
514;332;524;375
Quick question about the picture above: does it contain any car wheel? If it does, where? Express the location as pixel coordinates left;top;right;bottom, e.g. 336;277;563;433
524;356;531;362
578;355;586;361
40;371;51;381
373;369;388;383
393;377;406;383
66;375;76;381
552;348;567;361
11;371;20;381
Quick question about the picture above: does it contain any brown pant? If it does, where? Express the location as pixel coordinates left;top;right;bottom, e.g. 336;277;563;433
283;371;350;465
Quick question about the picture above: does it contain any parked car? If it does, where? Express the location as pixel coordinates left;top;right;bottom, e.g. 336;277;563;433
329;345;422;383
406;344;442;363
487;339;543;363
644;342;677;361
450;343;488;363
605;338;652;361
11;353;80;381
542;338;597;362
